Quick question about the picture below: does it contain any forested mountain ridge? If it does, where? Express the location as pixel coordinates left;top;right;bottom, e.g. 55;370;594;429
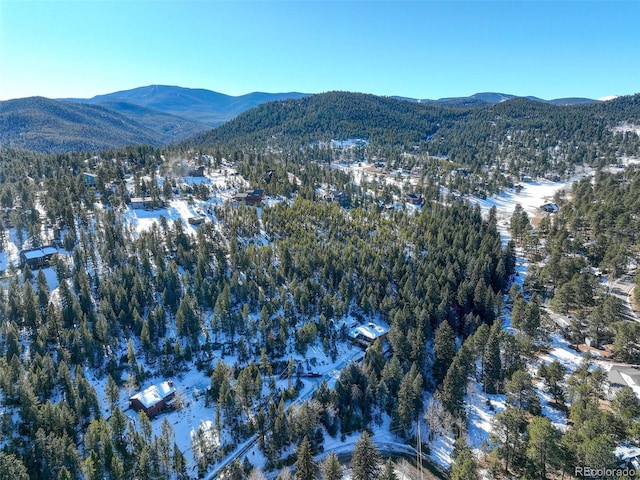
188;91;640;174
65;84;310;126
187;91;469;149
65;85;595;127
398;91;598;107
5;88;639;167
0;96;210;153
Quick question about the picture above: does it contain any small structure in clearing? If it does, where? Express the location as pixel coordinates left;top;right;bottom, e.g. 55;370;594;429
130;196;163;210
349;321;389;346
540;202;559;213
19;246;58;268
129;380;177;417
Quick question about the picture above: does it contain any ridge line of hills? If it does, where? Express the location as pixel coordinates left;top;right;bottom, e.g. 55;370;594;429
0;84;635;154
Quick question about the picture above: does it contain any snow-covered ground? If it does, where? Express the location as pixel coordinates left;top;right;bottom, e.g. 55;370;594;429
331;161;421;189
124;199;202;236
468;171;592;225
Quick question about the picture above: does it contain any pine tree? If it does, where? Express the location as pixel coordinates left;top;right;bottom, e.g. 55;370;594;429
174;442;187;479
505;369;541;415
504;240;517;278
539;360;566;405
490;406;528;474
450;441;479;480
36;268;50;314
350;431;381;480
611;386;640;422
126;339;137;370
106;374;120;411
321;451;343;480
433;320;456;385
378;458;397;480
109;456;126;480
0;452;29;480
440;355;467;417
526;416;559;479
294;436;318;480
482;322;502;394
58;467;73;480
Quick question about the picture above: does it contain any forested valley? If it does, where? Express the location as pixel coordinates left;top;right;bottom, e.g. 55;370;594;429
0;92;640;480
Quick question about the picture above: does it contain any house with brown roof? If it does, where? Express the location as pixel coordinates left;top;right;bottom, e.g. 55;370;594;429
233;189;263;205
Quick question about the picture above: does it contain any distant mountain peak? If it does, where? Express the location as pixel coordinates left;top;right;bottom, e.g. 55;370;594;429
396;91;598;107
64;85;309;127
470;92;517;103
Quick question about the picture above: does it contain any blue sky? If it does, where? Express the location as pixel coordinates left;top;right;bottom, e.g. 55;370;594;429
1;1;638;101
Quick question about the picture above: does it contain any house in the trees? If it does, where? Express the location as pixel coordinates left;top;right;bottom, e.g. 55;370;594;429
406;193;424;205
19;246;58;268
554;316;571;336
607;365;640;399
540;202;559;213
188;216;205;226
188;165;206;177
349;321;389;347
130;196;162;210
129;380;177;417
616;444;640;470
233;189;263;205
83;172;97;186
325;190;350;208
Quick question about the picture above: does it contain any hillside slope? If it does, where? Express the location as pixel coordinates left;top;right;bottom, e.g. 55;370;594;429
0;97;210;153
185;91;640;168
187;91;470;149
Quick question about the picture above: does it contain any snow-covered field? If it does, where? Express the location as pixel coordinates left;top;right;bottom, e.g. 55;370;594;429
468;171;591;224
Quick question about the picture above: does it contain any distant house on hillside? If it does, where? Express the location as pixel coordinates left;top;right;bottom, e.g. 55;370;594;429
349;321;389;346
188;165;206;177
540;203;559;213
406;193;424;206
553;316;571;335
83;172;97;186
129;380;177;417
188;216;205;226
233;189;263;205
616;444;640;470
19;246;58;268
130;196;162;210
324;191;350;208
